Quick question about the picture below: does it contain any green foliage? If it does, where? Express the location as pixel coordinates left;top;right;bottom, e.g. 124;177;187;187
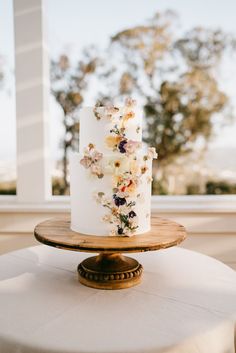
51;11;235;195
51;50;99;192
206;181;236;195
152;178;168;195
107;13;234;168
0;181;16;195
175;27;233;69
52;176;69;196
144;69;228;165
186;183;201;195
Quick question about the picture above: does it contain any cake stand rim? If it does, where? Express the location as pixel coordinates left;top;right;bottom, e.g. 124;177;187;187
34;216;187;254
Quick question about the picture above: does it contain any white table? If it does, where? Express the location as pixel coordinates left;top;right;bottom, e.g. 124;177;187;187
0;245;235;353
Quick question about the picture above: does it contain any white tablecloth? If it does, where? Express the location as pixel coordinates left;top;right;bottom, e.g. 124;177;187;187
0;245;235;353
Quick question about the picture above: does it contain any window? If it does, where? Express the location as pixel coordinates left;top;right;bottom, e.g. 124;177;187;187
47;0;236;196
0;0;236;211
0;0;16;195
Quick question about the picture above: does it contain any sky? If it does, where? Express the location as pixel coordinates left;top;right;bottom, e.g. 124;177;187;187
1;0;236;167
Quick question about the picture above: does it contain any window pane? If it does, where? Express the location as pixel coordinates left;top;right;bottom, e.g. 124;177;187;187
0;0;16;195
47;0;236;195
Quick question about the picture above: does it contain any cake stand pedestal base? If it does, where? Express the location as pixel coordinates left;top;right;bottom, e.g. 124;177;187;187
77;253;143;290
34;216;187;290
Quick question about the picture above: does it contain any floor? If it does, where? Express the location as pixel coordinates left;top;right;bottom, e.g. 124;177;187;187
0;234;235;271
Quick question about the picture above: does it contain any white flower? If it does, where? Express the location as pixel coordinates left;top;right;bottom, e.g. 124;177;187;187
109;229;117;236
102;214;113;223
125;97;136;108
93;191;104;203
147;147;158;159
115;190;129;199
129;218;139;229
123;229;134;237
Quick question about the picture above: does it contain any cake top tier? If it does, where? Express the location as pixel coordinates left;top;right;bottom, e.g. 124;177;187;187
79;99;142;155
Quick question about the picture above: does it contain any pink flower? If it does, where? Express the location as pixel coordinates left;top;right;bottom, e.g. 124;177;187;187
80;145;104;178
106;106;119;116
125;140;141;155
91;150;103;162
125;98;136;108
91;164;102;175
80;156;92;168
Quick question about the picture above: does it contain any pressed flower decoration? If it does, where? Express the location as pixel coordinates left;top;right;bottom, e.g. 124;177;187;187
95;156;146;236
95;190;138;236
94;98;142;156
80;143;104;178
93;101;119;121
84;98;158;236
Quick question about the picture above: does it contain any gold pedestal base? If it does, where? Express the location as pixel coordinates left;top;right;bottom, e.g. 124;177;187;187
78;253;143;290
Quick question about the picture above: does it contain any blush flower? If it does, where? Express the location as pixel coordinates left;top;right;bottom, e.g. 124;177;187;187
125;140;141;155
147;147;158;159
109;229;117;236
80;145;104;178
91;164;103;178
125;98;137;108
91;150;103;162
80;156;92;168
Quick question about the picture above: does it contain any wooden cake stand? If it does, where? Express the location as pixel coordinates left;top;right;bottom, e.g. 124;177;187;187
34;216;186;290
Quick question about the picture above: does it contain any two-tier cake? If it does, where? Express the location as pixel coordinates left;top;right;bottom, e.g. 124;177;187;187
70;98;157;236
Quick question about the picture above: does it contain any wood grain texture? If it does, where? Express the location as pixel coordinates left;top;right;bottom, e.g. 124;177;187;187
78;253;143;290
34;215;187;253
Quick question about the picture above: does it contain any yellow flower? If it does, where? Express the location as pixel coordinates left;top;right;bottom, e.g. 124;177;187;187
114;160;121;168
111;207;119;216
130;160;139;175
88;143;95;150
123;111;135;123
147;176;153;183
126;180;136;194
112;175;123;187
141;165;148;174
105;135;122;148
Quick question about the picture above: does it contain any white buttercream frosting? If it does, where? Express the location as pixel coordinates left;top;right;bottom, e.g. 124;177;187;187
70;101;156;236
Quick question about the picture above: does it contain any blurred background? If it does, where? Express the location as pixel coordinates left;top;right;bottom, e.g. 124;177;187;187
1;0;236;196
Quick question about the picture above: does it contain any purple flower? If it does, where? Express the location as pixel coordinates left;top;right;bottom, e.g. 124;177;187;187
117;226;124;235
118;140;127;153
128;211;136;218
113;194;126;206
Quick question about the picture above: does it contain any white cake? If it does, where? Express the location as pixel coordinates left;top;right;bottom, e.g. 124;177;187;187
70;99;157;236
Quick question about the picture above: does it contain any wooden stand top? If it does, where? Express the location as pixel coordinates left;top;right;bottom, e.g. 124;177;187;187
34;215;187;254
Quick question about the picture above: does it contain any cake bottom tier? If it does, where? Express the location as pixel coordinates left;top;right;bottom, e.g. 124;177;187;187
70;151;152;236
